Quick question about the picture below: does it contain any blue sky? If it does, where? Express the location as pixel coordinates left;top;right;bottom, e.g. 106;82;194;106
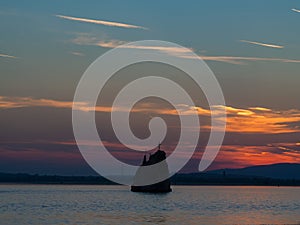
1;0;300;106
1;0;300;175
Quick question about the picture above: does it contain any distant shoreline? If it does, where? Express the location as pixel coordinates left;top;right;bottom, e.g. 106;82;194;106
2;163;300;186
1;173;300;186
1;183;300;187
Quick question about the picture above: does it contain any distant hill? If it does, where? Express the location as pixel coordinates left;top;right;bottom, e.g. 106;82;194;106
208;163;300;180
172;163;300;186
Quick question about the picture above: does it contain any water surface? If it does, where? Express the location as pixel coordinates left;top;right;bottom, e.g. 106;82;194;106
0;185;299;224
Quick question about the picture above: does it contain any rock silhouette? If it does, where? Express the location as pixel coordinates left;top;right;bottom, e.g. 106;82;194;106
131;144;172;193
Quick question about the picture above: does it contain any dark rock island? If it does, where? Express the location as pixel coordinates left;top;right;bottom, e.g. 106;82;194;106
131;144;172;193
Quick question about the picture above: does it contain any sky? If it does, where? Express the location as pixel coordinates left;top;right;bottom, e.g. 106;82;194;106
1;0;300;175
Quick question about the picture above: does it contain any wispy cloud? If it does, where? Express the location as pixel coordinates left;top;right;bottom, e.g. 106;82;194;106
248;107;271;112
71;34;196;56
70;34;127;48
55;14;147;30
199;55;300;65
69;51;84;56
0;96;113;112
0;96;74;109
292;8;300;13
0;53;17;59
97;42;300;64
0;96;147;113
70;33;98;45
70;33;300;65
71;34;192;53
239;40;284;49
96;40;127;48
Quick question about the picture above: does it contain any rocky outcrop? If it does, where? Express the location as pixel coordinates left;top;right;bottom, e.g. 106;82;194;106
131;146;172;193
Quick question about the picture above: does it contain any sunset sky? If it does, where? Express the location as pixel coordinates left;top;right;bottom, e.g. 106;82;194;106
1;0;300;175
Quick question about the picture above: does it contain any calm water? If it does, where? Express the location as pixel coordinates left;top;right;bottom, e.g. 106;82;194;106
0;185;299;225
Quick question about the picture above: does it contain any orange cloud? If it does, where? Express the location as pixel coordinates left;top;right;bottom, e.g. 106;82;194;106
2;138;300;170
248;107;272;112
151;104;300;134
224;106;300;134
0;96;73;109
1;96;300;134
212;144;300;169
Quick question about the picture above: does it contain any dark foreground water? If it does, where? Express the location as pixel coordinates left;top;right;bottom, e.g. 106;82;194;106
0;185;299;225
